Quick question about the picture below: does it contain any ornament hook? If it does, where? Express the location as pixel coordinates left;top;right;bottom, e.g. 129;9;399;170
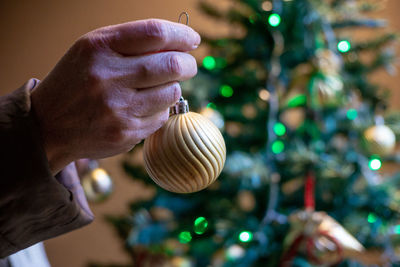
178;12;189;25
169;12;190;116
170;96;189;115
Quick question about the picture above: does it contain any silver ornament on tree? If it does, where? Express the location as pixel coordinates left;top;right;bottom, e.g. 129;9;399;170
143;97;226;193
81;160;113;203
363;116;396;157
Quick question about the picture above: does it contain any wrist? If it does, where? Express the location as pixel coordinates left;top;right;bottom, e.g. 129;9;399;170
30;88;72;175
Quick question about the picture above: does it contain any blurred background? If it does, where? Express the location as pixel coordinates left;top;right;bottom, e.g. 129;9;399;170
0;0;399;266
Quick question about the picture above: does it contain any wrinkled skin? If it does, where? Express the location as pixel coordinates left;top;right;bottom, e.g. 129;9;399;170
31;19;200;174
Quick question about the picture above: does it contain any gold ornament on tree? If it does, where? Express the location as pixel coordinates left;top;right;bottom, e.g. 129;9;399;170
363;124;396;157
143;97;226;193
81;161;113;203
310;74;344;108
282;210;388;266
281;172;387;266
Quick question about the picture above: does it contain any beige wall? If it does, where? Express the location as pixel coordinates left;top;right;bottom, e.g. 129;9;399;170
0;1;399;266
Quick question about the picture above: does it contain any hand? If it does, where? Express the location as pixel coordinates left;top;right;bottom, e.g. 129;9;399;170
31;19;200;175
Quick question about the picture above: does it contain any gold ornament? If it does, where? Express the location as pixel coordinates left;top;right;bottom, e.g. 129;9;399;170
143;97;226;193
225;244;245;261
283;210;387;266
311;75;344;108
81;167;113;203
170;256;193;267
314;49;341;75
363;124;396;157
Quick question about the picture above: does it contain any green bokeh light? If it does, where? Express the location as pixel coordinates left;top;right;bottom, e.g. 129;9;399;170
337;40;351;53
394;225;400;234
249;14;257;24
287;94;307;107
271;140;285;154
194;217;208;235
346;109;358;120
216;58;227;68
207;102;217;109
367;213;378;224
369;158;382;171
239;231;253;242
178;231;192;243
273;122;286;136
203;56;216;70
220;85;234;97
268;14;281;27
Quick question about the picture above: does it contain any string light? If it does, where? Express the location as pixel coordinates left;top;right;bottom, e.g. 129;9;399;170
268;14;281;27
271;140;285;154
203;56;216;70
249;14;257;24
261;1;273;11
346;109;358;120
258;89;270;101
216;57;227;68
287;94;306;107
273;122;286;136
207;102;217;109
178;231;192;243
238;231;253;242
368;157;382;171
367;213;378;224
220;85;234;98
242;104;257;119
337;40;351;53
194;217;208;235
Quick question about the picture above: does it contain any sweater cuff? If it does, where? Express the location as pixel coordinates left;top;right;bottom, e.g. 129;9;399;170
0;79;93;258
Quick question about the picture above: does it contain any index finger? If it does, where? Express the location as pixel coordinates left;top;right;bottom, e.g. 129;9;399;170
98;19;201;56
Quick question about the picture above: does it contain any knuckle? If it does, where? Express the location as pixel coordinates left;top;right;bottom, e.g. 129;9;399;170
144;19;167;43
84;28;112;50
135;63;151;81
86;66;105;90
75;33;104;55
73;35;94;54
167;54;183;76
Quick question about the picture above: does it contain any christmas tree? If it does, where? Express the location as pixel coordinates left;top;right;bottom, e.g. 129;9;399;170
91;0;400;266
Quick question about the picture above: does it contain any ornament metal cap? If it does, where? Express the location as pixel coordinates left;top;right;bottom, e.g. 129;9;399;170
170;97;189;115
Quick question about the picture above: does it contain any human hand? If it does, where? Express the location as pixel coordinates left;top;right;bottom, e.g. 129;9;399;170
31;19;200;174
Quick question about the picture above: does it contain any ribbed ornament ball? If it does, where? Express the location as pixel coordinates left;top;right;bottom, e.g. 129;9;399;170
143;99;226;193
